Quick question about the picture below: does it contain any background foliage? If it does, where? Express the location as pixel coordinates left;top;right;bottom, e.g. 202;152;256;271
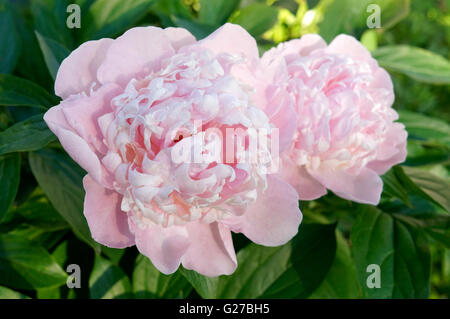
0;0;449;299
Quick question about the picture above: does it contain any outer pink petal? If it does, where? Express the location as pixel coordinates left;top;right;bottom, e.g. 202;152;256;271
199;23;259;60
309;167;383;205
60;83;122;154
83;175;134;248
164;27;196;50
181;221;237;277
130;220;190;275
279;156;327;200
223;175;302;247
55;38;113;99
44;84;120;187
368;124;408;174
326;34;374;64
97;27;174;86
261;34;327;65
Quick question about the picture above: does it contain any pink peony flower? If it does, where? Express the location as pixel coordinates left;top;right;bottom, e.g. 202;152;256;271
44;24;301;276
261;34;407;205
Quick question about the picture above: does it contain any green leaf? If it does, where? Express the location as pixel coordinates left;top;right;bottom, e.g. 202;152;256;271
182;223;336;298
373;45;450;84
393;214;450;249
149;0;194;27
80;0;157;41
351;206;430;298
198;0;241;26
229;3;278;37
0;0;21;73
319;0;410;42
0;74;57;109
132;254;192;298
171;16;217;39
89;254;132;299
0;233;68;289
37;241;69;299
101;247;125;266
381;166;450;212
12;192;68;230
10;3;53;89
310;231;361;298
399;110;450;146
29;148;100;251
31;0;74;49
0;114;56;155
0;153;21;223
35;32;70;81
0;286;29;299
401;166;450;212
382;168;411;206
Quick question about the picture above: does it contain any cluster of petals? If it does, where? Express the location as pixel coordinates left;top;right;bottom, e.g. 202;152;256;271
45;23;407;276
260;34;407;205
44;24;302;276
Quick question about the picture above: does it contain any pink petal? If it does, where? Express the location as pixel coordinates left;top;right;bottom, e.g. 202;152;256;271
164;27;196;50
223;175;302;247
199;23;259;60
130;220;190;275
262;34;327;65
326;34;374;64
309;167;383;205
182;221;237;277
60;83;122;154
97;27;174;86
55;38;113;99
44;85;120;187
279;156;327;200
368;124;408;174
83;175;134;248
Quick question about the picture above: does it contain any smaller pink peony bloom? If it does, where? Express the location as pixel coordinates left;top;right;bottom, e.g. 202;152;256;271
261;34;407;205
44;24;301;276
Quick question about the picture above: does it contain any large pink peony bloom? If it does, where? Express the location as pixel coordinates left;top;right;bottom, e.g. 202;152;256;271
44;24;301;276
261;34;407;205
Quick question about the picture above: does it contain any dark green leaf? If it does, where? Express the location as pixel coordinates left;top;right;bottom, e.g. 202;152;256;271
182;223;336;298
198;0;241;25
31;0;74;49
373;45;450;84
13;192;68;230
393;213;450;249
0;153;21;223
401;166;450;212
29;148;100;251
132;254;192;298
382;168;411;206
399;110;450;146
229;3;278;37
171;16;216;39
0;0;21;73
80;0;157;41
10;3;53;89
310;231;360;298
101;246;125;265
0;233;67;289
35;32;71;81
89;254;132;299
351;206;430;298
0;114;56;155
0;74;57;109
